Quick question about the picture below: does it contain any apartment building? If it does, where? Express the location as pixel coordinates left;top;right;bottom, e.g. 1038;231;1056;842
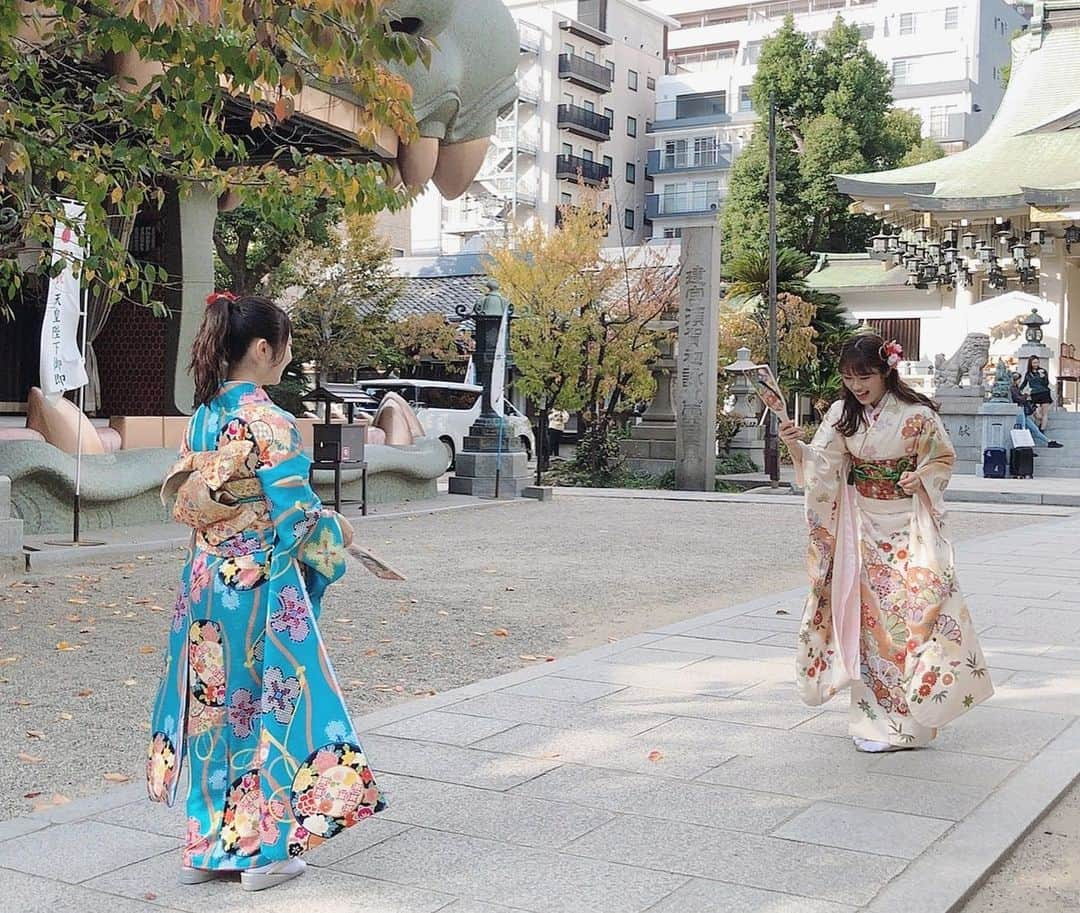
641;0;1028;238
400;0;678;255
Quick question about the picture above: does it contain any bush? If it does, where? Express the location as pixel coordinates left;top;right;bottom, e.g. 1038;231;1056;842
716;410;746;454
542;462;676;491
716;452;759;475
572;425;625;484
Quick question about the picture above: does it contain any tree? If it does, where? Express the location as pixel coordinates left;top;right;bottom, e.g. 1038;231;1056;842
0;1;424;319
487;192;675;477
717;293;818;376
214;193;340;296
389;314;471;377
285;214;404;385
723;15;935;259
723;247;815;303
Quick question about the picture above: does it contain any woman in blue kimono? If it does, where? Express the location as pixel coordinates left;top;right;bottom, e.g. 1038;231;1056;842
147;293;384;892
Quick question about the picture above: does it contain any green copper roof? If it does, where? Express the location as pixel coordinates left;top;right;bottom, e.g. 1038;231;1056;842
835;6;1080;211
804;254;910;290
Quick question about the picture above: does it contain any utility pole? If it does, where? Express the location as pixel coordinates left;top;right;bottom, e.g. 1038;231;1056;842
766;92;780;486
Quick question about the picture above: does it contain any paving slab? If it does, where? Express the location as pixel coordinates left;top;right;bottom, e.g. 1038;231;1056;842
773;802;954;860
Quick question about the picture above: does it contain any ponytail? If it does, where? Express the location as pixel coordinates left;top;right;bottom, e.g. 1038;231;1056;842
189;292;291;406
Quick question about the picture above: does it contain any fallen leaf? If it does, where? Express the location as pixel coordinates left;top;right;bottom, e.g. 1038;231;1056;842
17;753;43;763
76;688;93;697
472;631;488;636
648;750;664;762
67;597;88;605
58;712;73;721
0;655;19;666
123;678;137;686
14;698;31;706
103;772;131;783
437;610;449;617
543;656;556;662
148;605;164;612
26;730;44;740
493;628;510;637
519;654;538;661
144;893;158;902
65;613;81;622
52;793;70;805
775;609;790;616
23;790;41;799
393;685;405;693
364;649;379;657
138;645;156;654
505;587;516;592
55;641;78;652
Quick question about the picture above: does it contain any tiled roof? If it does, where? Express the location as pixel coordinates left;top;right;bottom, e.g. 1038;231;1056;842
804;254;910;290
360;275;489;322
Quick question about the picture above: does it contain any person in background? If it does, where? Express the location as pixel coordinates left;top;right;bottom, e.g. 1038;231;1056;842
548;408;569;459
1020;355;1054;431
1011;372;1063;448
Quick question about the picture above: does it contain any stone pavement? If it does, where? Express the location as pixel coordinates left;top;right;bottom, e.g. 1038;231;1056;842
1;514;1078;913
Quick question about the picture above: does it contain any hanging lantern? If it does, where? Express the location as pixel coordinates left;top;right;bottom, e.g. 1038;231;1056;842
1028;227;1046;246
1011;242;1027;262
961;231;977;251
977;241;993;262
913;226;929;243
1065;224;1080;251
943;245;958;264
942;227;958;247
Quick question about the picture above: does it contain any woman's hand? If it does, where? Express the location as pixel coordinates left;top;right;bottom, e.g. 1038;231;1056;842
898;471;922;495
779;419;805;458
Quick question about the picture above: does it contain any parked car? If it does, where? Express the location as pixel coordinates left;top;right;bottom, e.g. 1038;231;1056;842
359;379;536;469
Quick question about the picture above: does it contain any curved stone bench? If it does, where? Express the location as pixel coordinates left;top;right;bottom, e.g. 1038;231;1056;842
2;436;447;535
0;442;177;536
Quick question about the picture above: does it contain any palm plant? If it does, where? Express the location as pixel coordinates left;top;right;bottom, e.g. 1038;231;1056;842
723;248;815;304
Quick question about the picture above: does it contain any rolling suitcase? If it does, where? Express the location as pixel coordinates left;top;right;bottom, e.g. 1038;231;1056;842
1009;446;1034;479
982;447;1007;478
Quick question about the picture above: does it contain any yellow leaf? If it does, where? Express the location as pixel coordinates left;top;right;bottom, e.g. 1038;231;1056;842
138;645;156;654
55;641;78;652
110;186;124;205
493;628;510;637
103;772;131;783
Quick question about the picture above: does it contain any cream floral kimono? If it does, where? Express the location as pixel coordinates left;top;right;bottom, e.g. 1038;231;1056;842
795;394;993;747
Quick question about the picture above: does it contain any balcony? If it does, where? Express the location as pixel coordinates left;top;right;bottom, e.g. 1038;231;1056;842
558;53;612;93
649;95;751;132
556;153;611;186
558;17;612;46
495;123;539;155
646;146;731;177
518;22;541;54
517;80;540;105
557;104;611;141
928;111;974;145
645;189;725;221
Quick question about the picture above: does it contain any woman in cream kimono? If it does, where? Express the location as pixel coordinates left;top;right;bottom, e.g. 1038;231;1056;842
147;294;384;891
781;334;993;752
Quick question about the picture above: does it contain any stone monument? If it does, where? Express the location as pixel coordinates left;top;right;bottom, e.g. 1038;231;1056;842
448;280;531;499
674;226;721;491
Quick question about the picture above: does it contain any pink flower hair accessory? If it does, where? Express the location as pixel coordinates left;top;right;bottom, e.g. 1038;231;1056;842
880;340;904;368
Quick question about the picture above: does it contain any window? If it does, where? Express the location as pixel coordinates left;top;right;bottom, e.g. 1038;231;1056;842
581;148;594;162
646;75;656;91
739;85;753;112
603;155;613;174
626;162;636;183
583;99;595;113
929;105;957;139
563;42;575;56
743;42;762;65
624;208;635;230
944;6;959;30
662;227;682;239
858;23;874;40
628;69;638;91
563;92;575;107
605;60;615;79
562;142;574;157
899;13;916;35
584;50;597;63
892;59;912;85
627;115;637;137
604;106;614;127
561;192;573;205
421;388;481;410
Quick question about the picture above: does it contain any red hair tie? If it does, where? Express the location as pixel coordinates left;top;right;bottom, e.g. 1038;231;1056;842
206;291;238;307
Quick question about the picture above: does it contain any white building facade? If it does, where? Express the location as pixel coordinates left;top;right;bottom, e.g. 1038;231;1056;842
401;0;678;255
641;0;1029;240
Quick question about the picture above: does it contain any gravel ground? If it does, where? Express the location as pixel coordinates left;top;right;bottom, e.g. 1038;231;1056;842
0;496;1044;821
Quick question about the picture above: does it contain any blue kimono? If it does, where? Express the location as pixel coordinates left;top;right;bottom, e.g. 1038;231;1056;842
146;381;384;869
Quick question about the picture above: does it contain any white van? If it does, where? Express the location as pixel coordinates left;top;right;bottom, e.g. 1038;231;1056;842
360;379;536;469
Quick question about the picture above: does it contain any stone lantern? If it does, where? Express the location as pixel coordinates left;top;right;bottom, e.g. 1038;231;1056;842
723;347;765;470
1016;307;1052;367
447;279;531;499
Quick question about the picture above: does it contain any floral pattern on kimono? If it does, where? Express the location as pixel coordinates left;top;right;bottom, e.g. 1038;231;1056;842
146;381;384;870
794;395;993;746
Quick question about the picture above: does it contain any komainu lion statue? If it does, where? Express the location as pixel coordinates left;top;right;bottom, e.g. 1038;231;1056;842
933;333;991;388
